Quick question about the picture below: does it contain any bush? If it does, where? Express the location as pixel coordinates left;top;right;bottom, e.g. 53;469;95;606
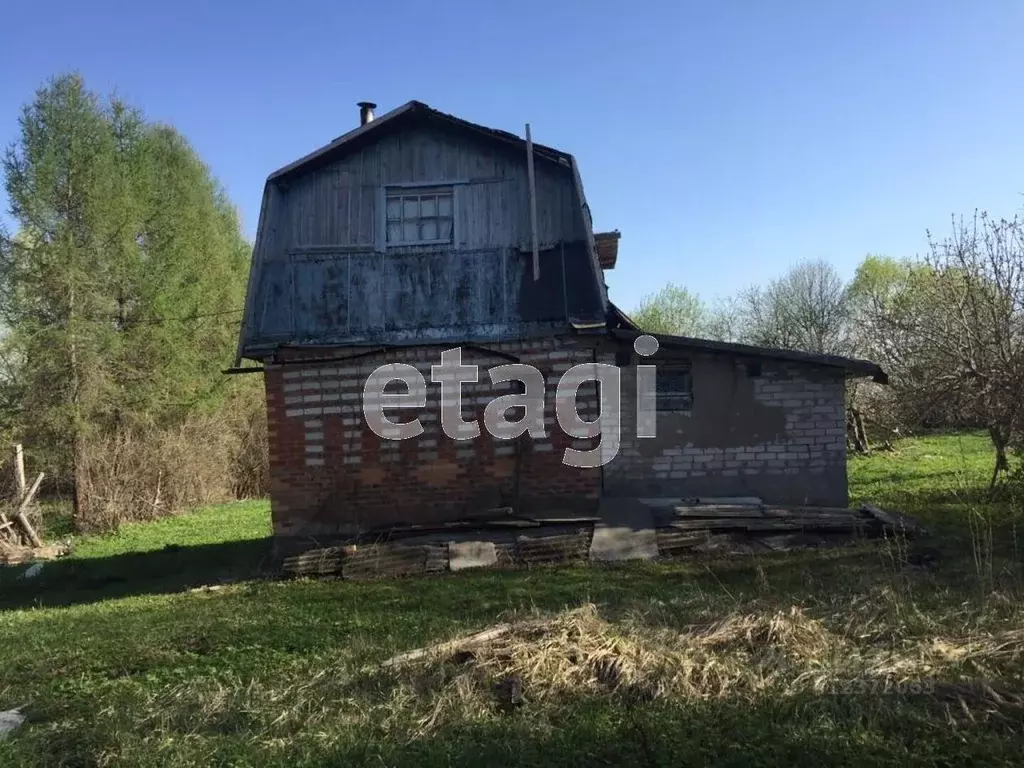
73;387;267;533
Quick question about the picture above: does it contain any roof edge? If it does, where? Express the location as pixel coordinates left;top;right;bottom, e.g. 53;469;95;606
267;100;572;183
606;304;888;383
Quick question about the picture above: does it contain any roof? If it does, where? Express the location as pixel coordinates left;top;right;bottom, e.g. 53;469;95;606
268;100;573;182
594;231;620;269
606;303;888;383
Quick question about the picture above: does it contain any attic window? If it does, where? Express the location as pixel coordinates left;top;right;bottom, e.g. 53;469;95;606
385;186;454;246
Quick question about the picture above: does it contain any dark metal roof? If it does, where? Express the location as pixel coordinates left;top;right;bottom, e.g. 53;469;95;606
268;100;572;182
606;303;888;383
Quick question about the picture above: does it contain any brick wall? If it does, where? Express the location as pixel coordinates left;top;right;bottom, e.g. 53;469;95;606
605;351;849;507
265;337;603;539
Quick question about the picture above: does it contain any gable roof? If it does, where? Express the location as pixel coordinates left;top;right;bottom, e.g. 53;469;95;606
268;100;573;183
606;303;888;383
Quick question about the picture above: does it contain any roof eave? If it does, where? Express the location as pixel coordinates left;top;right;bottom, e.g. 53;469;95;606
606;321;888;383
267;100;572;183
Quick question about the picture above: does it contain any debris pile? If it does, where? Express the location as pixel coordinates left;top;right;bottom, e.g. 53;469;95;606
0;443;68;565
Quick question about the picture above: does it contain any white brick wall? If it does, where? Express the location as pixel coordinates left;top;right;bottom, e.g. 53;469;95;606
607;358;847;486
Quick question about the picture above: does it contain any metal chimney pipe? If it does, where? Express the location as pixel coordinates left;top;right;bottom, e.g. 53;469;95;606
357;102;376;126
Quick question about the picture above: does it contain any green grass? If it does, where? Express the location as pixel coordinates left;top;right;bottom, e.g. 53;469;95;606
0;433;1022;767
68;499;271;559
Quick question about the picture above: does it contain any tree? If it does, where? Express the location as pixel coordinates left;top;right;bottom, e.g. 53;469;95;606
853;215;1024;486
0;74;250;527
737;260;854;355
630;283;739;341
631;283;708;336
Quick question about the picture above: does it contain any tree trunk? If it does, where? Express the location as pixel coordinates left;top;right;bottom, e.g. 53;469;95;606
68;283;90;530
846;407;870;454
988;426;1010;491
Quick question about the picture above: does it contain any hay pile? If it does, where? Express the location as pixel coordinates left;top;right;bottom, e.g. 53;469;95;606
383;604;1024;732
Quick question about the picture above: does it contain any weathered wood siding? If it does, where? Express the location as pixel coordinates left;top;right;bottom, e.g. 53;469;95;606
274;126;584;250
239;124;604;357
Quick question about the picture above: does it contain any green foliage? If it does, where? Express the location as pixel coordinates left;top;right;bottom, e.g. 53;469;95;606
630;283;706;335
0;74;250;500
0;434;1022;765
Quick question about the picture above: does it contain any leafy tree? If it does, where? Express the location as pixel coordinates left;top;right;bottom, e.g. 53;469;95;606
631;283;708;336
0;74;250;526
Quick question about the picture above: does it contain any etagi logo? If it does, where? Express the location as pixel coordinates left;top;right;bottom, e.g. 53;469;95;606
361;335;662;468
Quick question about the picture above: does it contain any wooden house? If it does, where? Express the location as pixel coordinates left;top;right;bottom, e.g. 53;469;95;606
235;101;886;546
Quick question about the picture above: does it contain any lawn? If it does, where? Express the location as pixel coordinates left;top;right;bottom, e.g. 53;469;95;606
0;433;1022;767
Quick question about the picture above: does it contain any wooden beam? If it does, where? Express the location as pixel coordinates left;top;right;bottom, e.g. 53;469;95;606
14;444;25;499
525;123;540;281
14;472;43;548
382;624;518;668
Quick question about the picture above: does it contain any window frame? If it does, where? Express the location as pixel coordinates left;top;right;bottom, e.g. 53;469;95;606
378;182;458;250
655;363;694;412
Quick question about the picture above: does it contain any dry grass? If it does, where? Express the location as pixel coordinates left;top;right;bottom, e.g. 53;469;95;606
75;391;268;532
383;603;1024;737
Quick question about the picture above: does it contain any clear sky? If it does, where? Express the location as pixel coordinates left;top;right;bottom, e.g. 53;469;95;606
2;1;1023;311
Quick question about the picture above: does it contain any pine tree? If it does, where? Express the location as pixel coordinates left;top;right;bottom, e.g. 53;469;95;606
0;74;251;527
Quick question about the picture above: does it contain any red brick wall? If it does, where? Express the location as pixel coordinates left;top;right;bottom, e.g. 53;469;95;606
265;337;603;538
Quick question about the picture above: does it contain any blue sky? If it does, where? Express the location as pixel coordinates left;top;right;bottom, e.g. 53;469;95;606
2;0;1023;311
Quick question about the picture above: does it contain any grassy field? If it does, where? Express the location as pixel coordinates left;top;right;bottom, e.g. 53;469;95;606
0;432;1022;766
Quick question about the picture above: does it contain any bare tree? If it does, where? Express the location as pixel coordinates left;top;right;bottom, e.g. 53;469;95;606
862;213;1024;485
738;260;855;355
925;213;1024;485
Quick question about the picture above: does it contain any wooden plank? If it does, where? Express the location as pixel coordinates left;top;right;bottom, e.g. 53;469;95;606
517;531;591;564
482;518;540;529
761;509;867;526
743;519;858;533
674;505;765;519
382;624;516;668
860;503;921;534
669;515;864;534
668;518;764;532
682;496;762;507
525;516;601;525
763;505;859;518
462;506;515;521
525;123;539;281
424;544;449;573
282;547;346;576
342;543;428;580
14;472;43;548
14;444;25;499
656;529;707;556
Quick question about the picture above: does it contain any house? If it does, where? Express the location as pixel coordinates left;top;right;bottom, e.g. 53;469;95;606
234;100;886;546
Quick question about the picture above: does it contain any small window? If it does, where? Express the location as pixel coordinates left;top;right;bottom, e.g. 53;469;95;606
385;186;454;246
657;365;693;411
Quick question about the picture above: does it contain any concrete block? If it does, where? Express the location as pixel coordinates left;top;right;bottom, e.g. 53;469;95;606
449;541;497;571
590;499;658;562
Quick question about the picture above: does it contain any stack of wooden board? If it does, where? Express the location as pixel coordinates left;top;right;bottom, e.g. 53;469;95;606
280;498;921;579
652;497;922;557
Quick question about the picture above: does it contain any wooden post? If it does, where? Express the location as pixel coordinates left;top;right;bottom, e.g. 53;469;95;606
525;123;539;281
14;444;25;499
